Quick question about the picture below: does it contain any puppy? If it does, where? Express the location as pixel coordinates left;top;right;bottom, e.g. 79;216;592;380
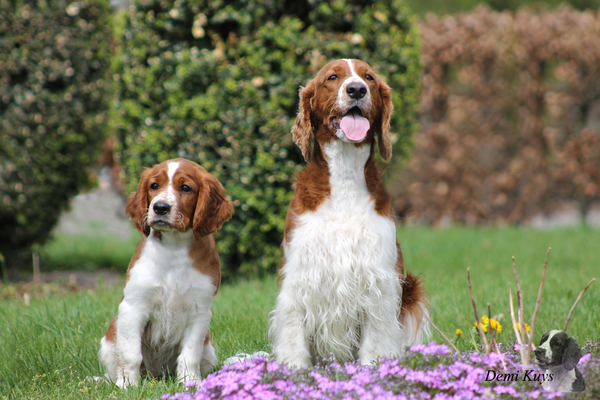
99;158;233;387
534;330;586;392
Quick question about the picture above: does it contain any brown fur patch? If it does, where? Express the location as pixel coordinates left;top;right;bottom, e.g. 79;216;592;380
364;146;394;217
400;272;427;327
193;170;234;238
189;236;221;294
395;241;405;277
288;144;331;215
104;317;118;343
124;236;146;285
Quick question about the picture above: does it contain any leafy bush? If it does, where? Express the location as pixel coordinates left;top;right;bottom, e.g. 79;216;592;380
0;0;113;269
115;0;421;280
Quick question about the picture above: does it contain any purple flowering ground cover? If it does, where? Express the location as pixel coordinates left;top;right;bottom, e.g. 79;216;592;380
155;342;600;400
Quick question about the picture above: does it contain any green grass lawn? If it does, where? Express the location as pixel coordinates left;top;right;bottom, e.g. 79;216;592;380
1;226;599;399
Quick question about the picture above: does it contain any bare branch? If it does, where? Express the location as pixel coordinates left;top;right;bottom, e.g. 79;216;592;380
467;268;490;354
488;303;496;348
512;256;526;346
529;247;550;351
423;313;459;354
563;278;596;332
488;303;507;371
509;288;527;366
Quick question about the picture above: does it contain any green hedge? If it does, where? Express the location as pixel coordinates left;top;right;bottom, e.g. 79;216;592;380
0;0;113;269
115;0;421;280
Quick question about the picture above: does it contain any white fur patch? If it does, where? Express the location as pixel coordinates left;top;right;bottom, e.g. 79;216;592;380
538;329;560;361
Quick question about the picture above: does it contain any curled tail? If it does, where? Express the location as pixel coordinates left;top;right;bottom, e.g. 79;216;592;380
400;272;431;347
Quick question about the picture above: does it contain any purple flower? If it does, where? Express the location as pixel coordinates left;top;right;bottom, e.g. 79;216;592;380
153;344;596;400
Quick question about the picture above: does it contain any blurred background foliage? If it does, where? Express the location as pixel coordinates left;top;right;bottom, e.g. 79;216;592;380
0;0;113;269
405;0;600;15
395;6;600;225
114;0;421;280
2;0;600;279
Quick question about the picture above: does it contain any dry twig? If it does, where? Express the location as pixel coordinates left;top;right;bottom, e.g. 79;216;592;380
488;303;507;371
563;278;596;332
509;288;529;366
528;247;550;351
512;256;529;346
423;313;460;354
467;268;490;354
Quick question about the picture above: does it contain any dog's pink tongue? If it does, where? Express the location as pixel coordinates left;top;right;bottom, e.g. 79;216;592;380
340;113;370;142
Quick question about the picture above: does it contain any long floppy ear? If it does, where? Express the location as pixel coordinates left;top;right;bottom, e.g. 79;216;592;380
562;336;582;370
193;174;234;238
374;80;394;162
126;169;151;236
292;79;315;162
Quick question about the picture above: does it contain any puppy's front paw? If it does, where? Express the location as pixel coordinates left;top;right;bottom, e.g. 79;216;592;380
115;369;139;388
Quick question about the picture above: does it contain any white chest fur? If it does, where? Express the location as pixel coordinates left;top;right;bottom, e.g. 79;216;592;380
123;231;216;347
278;142;401;363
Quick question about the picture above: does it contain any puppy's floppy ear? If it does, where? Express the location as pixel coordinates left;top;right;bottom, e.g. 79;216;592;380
193;173;234;237
562;336;582;370
126;168;151;237
292;79;315;162
374;79;394;162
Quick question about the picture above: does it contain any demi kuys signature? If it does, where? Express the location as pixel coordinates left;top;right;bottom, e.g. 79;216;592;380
485;370;553;385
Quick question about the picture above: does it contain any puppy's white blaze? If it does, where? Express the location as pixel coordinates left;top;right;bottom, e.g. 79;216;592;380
270;141;403;366
148;161;181;227
538;329;561;361
167;161;179;181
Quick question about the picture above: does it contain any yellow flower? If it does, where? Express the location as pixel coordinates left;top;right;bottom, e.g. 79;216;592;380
481;316;489;325
474;320;488;333
516;322;530;333
455;329;463;338
489;319;502;333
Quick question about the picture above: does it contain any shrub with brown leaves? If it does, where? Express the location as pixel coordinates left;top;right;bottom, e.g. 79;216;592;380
394;6;600;225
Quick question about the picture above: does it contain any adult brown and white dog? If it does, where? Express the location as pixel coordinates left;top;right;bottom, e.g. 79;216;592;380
269;59;430;367
99;158;233;387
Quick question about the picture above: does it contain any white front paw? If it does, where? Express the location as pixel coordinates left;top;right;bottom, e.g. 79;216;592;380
115;369;139;388
177;362;201;383
177;371;201;383
277;355;311;369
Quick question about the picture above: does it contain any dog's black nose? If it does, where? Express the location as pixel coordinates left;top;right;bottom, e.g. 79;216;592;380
534;348;545;358
153;202;171;215
346;82;367;99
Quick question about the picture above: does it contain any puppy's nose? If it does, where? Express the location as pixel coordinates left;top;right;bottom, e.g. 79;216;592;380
534;348;544;358
153;202;171;215
346;82;367;99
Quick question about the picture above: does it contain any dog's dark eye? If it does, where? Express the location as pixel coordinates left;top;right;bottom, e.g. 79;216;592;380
180;185;191;193
150;183;159;190
327;75;338;81
365;74;374;81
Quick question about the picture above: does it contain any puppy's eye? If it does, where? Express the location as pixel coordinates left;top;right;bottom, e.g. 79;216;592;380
150;183;159;190
327;75;338;81
180;185;191;193
365;74;374;81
